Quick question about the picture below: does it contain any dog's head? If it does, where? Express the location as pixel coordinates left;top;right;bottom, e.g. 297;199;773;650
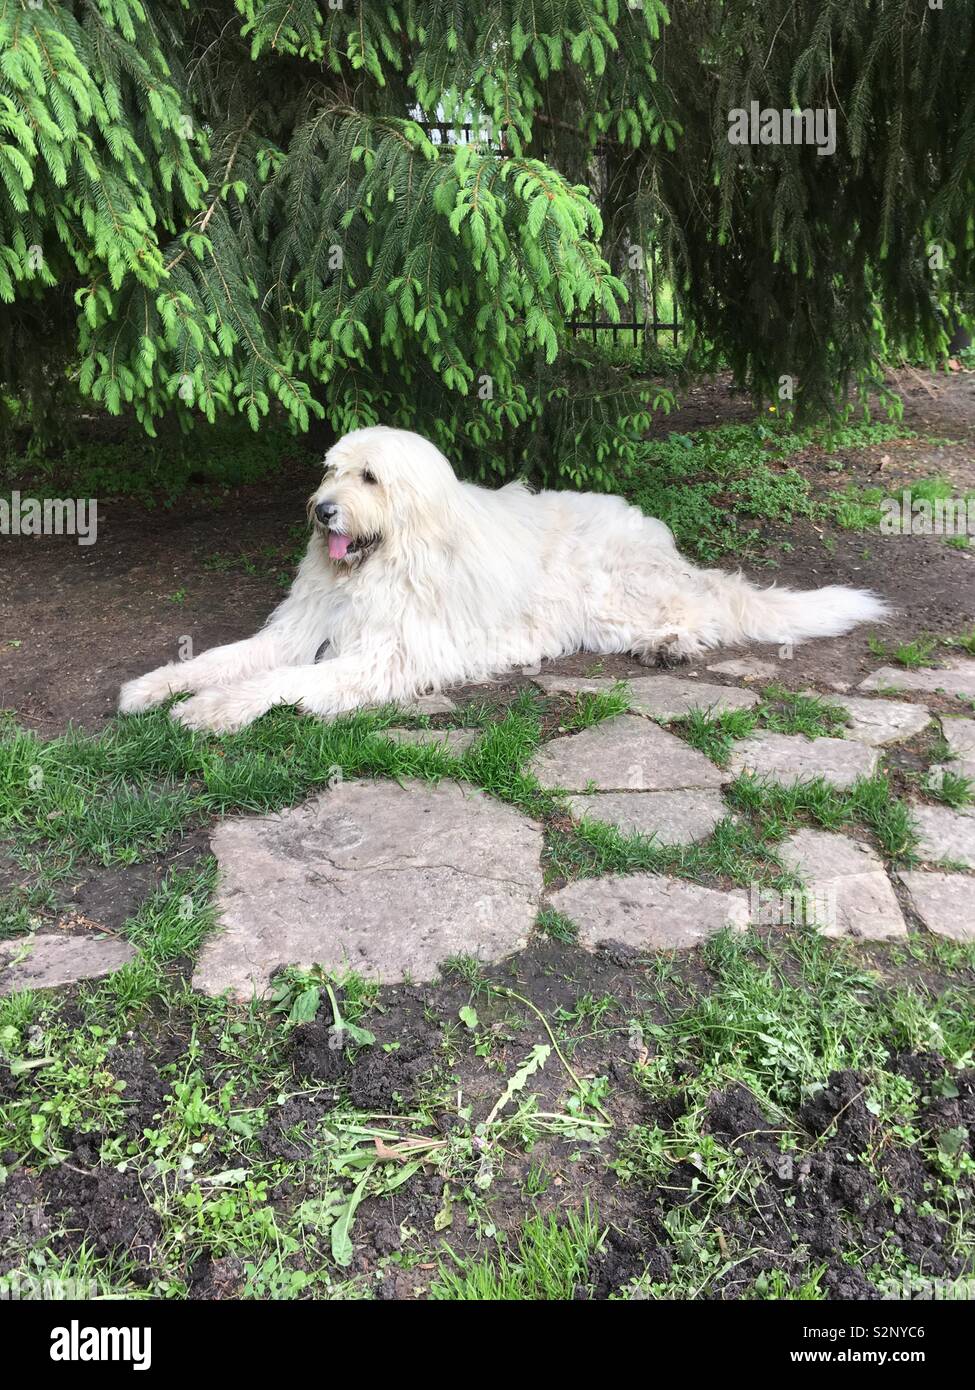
308;426;458;567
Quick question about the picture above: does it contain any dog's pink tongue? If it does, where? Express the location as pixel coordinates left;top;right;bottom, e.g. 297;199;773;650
328;533;352;560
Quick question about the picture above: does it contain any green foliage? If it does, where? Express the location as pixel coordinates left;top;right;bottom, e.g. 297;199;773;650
0;419;312;506
1;3;972;479
624;420;912;559
631;0;975;415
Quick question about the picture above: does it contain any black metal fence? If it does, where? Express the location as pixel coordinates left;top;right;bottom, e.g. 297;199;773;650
567;314;681;348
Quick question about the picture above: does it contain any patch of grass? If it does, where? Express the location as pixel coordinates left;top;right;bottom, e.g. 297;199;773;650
668;930;891;1112
546;810;789;890
728;772;918;863
925;768;974;808
0;878;59;940
945;629;975;656
613;1119;738;1189
559;684;630;730
621;421;913;561
867;634;940;669
439;954;487;987
458;694;554;818
0;1019;131;1163
535;909;579;944
829;488;885;531
676;707;757;766
122;865;217;964
746;1266;829;1301
865;629;975;673
829;476;975;536
430;1207;602;1300
759;684;848;738
0;696;554;866
671;686;847;770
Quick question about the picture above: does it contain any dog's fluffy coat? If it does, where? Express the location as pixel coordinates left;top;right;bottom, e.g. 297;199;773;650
120;426;886;732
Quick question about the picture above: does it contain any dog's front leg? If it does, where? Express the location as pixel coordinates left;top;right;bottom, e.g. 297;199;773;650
118;575;329;715
170;654;395;734
119;630;296;714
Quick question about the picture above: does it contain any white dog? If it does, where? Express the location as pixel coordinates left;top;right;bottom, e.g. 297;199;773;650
119;426;886;733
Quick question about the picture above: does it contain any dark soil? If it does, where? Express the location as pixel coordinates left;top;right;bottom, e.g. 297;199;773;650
3;939;972;1300
1;827;210;937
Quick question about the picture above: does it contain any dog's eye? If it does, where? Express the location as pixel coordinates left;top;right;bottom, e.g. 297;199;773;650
362;469;378;485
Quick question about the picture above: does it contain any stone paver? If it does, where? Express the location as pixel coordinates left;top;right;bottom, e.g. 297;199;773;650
937;717;975;779
898;871;975;941
776;829;906;939
825;696;930;747
859;659;975;699
534;672;758;720
942;717;975;759
0;933;138;995
548;874;748;951
532;673;619;699
400;692;457;715
706;657;778;681
567;789;727;845
911;802;975;868
193;780;543;997
727;731;878;789
529;715;726;792
383;727;479;755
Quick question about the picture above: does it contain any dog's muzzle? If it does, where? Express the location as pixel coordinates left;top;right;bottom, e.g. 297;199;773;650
313;500;381;564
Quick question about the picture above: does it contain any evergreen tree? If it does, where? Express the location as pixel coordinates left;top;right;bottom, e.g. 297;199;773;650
0;2;972;481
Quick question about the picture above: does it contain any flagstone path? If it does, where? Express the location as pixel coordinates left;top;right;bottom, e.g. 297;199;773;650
6;657;975;996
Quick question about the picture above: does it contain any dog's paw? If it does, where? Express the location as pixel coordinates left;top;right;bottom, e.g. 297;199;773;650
634;634;686;669
650;646;689;670
170;685;271;734
119;666;187;714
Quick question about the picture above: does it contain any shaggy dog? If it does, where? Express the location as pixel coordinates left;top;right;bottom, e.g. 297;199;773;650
120;426;886;733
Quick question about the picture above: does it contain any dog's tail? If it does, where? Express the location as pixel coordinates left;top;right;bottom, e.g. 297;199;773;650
708;571;889;649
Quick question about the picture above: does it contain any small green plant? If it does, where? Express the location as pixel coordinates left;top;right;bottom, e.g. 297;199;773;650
867;635;940;669
945;629;975;655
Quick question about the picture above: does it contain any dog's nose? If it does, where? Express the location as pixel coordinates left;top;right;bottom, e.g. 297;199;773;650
315;501;338;525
